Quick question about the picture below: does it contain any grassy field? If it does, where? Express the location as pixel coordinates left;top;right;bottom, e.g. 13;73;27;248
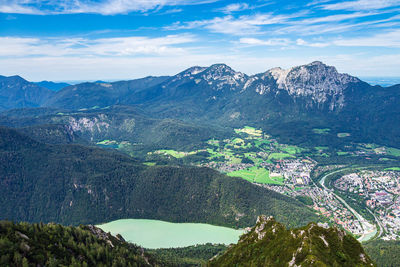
154;149;200;158
385;167;400;171
235;126;263;137
281;145;304;155
312;128;330;134
268;153;295;160
337;151;350;156
337;132;351;138
227;167;283;185
386;147;400;157
254;139;271;148
96;139;119;148
207;139;220;147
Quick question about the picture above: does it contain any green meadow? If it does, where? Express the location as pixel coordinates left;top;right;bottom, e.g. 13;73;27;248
227;167;283;185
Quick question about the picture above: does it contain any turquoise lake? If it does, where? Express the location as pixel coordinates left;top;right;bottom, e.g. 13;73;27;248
97;219;244;249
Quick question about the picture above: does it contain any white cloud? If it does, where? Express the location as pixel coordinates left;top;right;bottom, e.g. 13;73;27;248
218;3;249;13
322;0;400;11
239;37;291;46
166;13;292;35
0;0;219;15
0;34;195;57
1;48;400;81
275;13;400;35
333;29;400;47
296;38;329;47
293;29;400;48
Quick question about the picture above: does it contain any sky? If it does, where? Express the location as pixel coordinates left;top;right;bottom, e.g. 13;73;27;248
0;0;400;81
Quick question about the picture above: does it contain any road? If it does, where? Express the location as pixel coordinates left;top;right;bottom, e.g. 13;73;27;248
318;167;378;242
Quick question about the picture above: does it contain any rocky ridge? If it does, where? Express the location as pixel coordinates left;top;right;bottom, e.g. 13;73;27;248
208;215;375;267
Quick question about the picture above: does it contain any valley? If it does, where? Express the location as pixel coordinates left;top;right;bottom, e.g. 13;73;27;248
124;126;400;243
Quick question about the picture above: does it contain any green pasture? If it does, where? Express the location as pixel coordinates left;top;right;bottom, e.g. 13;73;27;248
268;153;295;160
312;128;330;134
228;167;283;185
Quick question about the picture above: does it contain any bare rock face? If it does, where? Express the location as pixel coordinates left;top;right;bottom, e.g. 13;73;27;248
265;61;360;110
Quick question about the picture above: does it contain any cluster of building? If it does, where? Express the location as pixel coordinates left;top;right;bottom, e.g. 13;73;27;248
334;170;400;240
203;161;253;173
268;159;315;186
263;184;365;236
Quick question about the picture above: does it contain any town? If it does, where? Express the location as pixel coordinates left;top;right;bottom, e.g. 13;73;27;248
145;126;400;241
334;170;400;240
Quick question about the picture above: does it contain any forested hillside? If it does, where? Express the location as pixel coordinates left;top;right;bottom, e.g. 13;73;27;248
0;220;159;266
0;126;318;228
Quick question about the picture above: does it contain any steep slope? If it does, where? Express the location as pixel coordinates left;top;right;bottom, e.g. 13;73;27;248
0;220;159;266
209;216;375;267
0;126;319;228
0;106;230;150
0;75;54;111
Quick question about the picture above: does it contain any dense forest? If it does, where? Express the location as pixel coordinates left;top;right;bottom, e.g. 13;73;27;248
0;126;319;229
0;220;159;266
147;244;227;267
364;240;400;267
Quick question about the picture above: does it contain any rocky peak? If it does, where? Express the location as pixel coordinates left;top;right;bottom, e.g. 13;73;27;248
163;66;207;87
198;64;247;90
263;61;360;110
178;66;207;77
209;216;375;267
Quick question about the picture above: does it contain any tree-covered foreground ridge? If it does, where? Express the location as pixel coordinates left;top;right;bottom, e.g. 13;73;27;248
0;217;376;267
209;215;375;267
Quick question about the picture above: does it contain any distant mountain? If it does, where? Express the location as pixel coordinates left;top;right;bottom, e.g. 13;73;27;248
209;215;375;267
34;80;70;91
122;62;399;147
45;76;169;109
0;106;230;150
0;126;319;228
2;62;400;147
0;75;54;111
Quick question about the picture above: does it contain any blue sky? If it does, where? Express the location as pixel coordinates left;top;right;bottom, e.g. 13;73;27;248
0;0;399;81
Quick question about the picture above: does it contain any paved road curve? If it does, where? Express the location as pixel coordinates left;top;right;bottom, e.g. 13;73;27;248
318;167;377;242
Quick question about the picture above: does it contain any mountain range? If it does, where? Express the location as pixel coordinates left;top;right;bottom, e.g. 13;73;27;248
1;61;399;148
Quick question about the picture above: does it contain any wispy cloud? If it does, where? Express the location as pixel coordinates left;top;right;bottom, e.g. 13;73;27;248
322;0;400;11
0;0;219;15
217;3;249;13
166;13;294;35
275;13;400;35
333;29;400;47
0;34;195;57
296;38;329;47
239;37;291;46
